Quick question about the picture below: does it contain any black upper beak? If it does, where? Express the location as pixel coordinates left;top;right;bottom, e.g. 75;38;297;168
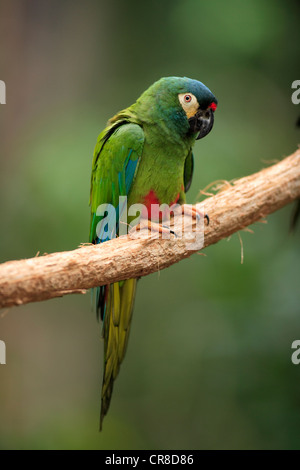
188;107;215;140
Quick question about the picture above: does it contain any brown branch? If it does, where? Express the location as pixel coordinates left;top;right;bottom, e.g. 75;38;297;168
0;149;300;309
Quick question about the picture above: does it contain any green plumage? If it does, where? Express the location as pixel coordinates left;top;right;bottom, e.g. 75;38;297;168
89;76;217;429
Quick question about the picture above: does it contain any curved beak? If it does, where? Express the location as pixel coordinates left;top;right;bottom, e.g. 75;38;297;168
188;107;215;140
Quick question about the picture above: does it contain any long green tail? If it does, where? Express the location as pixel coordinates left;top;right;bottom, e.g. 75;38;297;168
100;278;137;430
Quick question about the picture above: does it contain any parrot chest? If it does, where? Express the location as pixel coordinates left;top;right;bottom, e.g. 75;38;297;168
128;139;188;221
141;188;181;220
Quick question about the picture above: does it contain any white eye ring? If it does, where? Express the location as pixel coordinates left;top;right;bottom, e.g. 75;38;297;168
178;93;198;118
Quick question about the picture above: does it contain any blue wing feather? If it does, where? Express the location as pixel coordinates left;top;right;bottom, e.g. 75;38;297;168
89;122;144;320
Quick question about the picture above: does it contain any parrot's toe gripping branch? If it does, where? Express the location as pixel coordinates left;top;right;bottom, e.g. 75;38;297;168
162;225;177;237
130;219;178;239
174;204;210;226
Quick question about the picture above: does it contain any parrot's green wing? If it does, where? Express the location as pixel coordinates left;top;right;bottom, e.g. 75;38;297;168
183;149;194;193
178;149;194;204
89;121;144;429
89;121;144;243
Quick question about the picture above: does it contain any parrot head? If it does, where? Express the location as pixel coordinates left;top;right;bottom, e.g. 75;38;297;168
177;77;217;140
133;76;217;141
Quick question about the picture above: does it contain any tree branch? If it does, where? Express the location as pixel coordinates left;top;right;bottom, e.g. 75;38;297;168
0;148;299;309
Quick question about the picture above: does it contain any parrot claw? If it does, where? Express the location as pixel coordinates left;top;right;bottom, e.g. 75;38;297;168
162;225;177;237
129;219;177;239
172;204;210;226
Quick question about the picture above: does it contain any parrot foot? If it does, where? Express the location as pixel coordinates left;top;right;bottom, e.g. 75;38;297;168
172;204;209;225
129;219;177;239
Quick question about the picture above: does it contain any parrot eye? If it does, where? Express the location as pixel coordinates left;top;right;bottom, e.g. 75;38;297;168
178;92;199;118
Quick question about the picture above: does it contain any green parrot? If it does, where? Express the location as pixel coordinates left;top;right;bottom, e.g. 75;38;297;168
89;76;217;429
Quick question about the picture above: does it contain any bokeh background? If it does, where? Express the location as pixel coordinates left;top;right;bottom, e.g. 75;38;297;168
0;0;300;450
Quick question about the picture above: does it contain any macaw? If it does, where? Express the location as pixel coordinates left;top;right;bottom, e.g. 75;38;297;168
89;76;217;429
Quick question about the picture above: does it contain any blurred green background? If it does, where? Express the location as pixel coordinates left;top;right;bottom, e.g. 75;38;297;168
0;0;300;450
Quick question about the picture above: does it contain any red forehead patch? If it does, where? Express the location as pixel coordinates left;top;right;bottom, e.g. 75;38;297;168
208;102;217;111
